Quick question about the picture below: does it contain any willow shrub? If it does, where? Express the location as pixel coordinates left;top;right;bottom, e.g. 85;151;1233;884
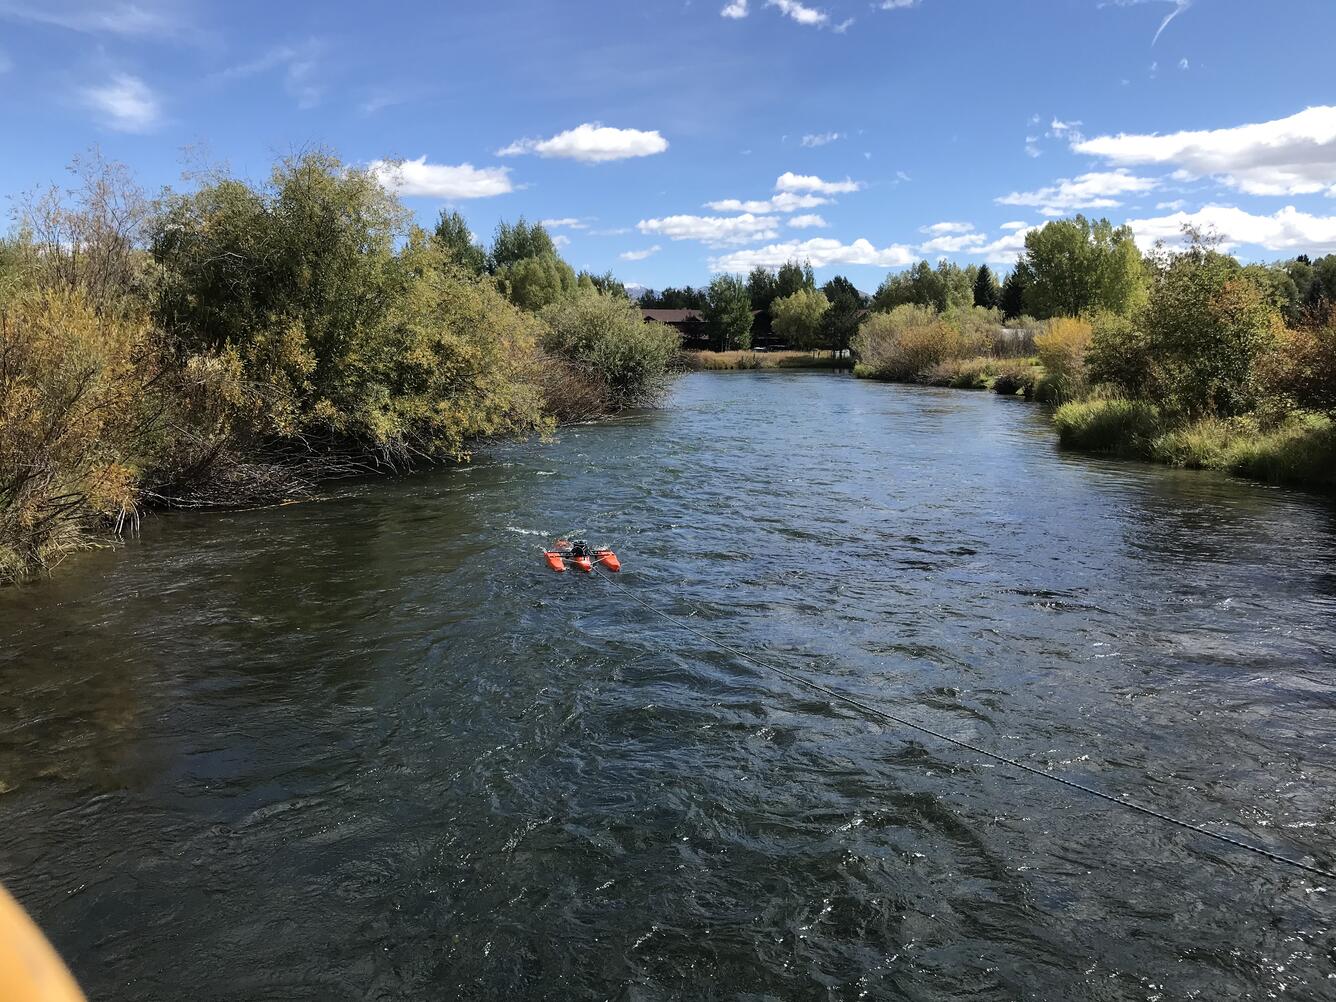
0;290;149;580
540;291;679;412
853;304;960;381
1034;317;1093;402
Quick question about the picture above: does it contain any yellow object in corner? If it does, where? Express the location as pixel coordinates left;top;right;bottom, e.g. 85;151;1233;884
0;883;86;1002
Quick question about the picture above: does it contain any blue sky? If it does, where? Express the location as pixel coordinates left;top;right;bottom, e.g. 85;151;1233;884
2;0;1335;290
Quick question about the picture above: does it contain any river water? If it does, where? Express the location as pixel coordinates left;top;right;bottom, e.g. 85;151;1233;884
2;372;1334;1000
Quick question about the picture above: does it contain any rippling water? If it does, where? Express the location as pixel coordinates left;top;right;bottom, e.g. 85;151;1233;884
2;372;1335;1000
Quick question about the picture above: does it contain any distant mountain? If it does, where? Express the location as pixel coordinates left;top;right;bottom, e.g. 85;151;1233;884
624;284;650;301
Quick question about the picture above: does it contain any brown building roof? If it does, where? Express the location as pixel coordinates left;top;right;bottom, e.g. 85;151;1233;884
641;309;705;324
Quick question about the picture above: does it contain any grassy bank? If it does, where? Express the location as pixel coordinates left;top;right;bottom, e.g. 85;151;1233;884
687;350;843;370
1055;401;1336;488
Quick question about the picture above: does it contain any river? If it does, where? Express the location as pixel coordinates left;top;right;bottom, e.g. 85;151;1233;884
2;371;1334;1000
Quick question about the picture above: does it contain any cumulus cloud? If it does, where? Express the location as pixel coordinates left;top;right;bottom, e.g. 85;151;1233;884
369;156;514;199
711;237;916;271
704;192;831;213
552;234;571;248
638;213;780;246
765;0;827;26
79;73;160;132
999;220;1030;231
721;0;748;16
540;218;588;230
996;169;1159;215
920;232;987;255
801;131;843;147
620;245;662;261
921;221;973;235
775;171;863;195
1124;204;1336;253
975;226;1038;265
880;0;919;8
498;123;668;163
788;214;828;229
1073;105;1336;197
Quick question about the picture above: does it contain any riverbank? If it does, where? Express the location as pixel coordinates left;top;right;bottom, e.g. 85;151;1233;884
686;349;842;370
0;152;677;584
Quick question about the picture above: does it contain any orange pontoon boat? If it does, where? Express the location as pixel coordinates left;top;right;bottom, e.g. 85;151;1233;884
544;539;620;573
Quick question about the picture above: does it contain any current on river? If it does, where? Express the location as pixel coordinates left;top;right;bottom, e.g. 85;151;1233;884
2;371;1334;1000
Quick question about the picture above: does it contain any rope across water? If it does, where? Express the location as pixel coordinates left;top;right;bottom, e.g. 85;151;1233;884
589;565;1336;883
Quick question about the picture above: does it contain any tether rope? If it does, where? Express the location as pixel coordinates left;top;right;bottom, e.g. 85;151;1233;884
588;565;1336;882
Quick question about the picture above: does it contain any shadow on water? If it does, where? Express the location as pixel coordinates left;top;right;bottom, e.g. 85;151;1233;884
2;371;1334;1000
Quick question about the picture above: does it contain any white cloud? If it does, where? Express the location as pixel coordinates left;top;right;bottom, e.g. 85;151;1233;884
1179;57;1190;70
1074;105;1336;197
775;171;863;195
704;192;831;213
711;237;916;271
552;234;571;248
765;0;827;26
1124;204;1336;253
996;169;1159;215
721;0;748;17
788;214;828;229
1155;199;1187;211
638;213;780;246
920;232;987;255
540;218;588;230
921;221;974;235
974;226;1038;265
498;123;668;163
79;73;160;132
801;131;844;148
369;156;514;199
999;220;1030;231
620;245;662;261
880;0;919;8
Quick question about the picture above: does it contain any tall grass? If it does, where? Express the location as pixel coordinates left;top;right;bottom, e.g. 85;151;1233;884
690;350;839;370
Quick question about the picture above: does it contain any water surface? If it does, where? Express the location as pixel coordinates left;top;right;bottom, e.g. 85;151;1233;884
2;372;1334;1000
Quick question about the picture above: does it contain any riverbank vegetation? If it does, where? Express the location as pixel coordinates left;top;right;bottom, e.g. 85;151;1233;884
846;217;1336;490
686;350;842;371
0;151;674;582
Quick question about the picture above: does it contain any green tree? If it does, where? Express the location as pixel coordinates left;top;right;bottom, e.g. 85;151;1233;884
770;287;831;349
432;210;487;275
999;266;1029;320
775;259;816;299
820;275;866;358
1143;231;1280;417
1018;215;1146;318
704;274;753;350
747;266;779;312
972;264;1000;310
489;218;556;271
495;252;577;312
583;270;628;298
872;260;972;313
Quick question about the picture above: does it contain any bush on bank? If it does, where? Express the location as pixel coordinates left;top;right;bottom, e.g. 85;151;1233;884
0;151;674;582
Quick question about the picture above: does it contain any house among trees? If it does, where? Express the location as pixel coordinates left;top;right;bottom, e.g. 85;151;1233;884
642;308;710;349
